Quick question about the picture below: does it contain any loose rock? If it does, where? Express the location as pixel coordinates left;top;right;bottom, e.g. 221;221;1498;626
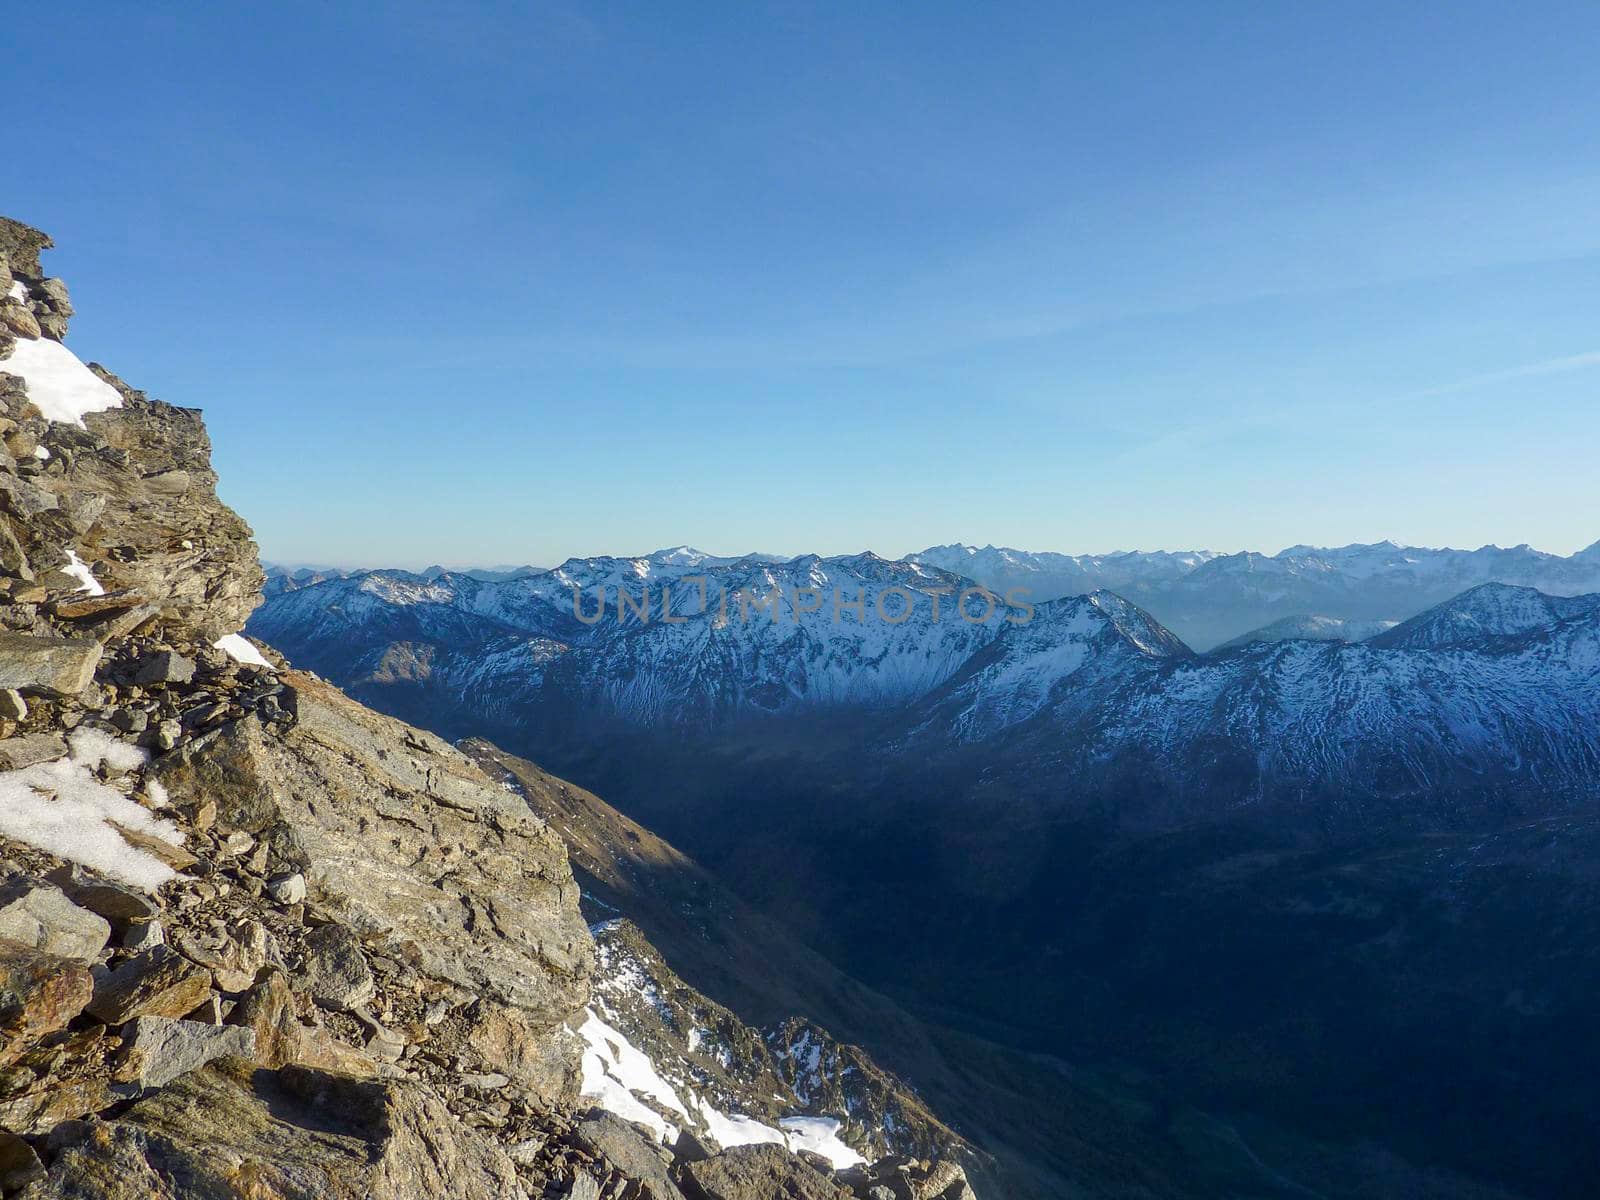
0;883;111;961
0;938;94;1067
0;632;102;696
303;923;375;1012
114;1015;255;1091
84;945;213;1024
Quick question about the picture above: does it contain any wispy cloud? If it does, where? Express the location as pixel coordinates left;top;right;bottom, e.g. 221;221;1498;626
1413;351;1600;399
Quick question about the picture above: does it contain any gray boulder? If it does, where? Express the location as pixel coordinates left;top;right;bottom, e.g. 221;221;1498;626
46;865;159;927
115;1016;256;1090
572;1111;684;1199
0;631;102;696
0;882;111;961
133;650;195;685
678;1143;851;1200
0;731;67;769
303;923;375;1012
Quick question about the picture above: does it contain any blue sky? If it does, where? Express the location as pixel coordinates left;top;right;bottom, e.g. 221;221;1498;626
11;1;1600;565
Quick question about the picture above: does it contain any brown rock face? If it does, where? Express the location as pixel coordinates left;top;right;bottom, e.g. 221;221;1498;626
0;219;51;279
0;304;40;340
227;969;376;1076
69;381;266;643
151;676;595;1107
36;1060;530;1200
0;240;263;648
0;937;94;1067
84;946;214;1025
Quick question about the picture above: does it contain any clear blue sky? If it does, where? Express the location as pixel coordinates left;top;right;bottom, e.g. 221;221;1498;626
12;2;1600;566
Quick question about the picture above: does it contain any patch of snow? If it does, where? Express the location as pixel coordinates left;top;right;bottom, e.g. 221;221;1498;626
780;1116;867;1169
214;633;272;669
693;1096;787;1152
0;336;123;426
32;446;48;461
578;1009;687;1142
4;281;24;302
0;730;184;891
62;550;104;596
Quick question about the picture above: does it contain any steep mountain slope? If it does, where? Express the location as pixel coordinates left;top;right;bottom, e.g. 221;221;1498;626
900;591;1191;742
463;737;1524;1200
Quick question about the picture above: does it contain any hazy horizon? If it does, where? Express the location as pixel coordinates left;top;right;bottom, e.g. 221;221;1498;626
261;532;1600;576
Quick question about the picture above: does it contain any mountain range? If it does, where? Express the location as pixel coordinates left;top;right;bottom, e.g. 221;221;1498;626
249;540;1600;1198
248;550;1600;831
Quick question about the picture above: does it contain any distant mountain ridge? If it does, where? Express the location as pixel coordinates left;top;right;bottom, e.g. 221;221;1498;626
265;537;1600;648
912;538;1600;648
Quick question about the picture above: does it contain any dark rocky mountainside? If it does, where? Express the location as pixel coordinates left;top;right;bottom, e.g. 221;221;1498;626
0;217;982;1199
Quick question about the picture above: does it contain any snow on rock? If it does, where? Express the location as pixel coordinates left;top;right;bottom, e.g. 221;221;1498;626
214;632;272;669
0;335;123;426
63;549;104;596
4;281;24;302
578;1008;687;1142
693;1097;787;1152
574;1002;849;1166
0;729;185;891
780;1116;867;1168
579;974;870;1167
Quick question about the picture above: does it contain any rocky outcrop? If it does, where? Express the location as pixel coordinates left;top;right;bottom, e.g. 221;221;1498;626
37;1059;529;1200
0;220;51;281
679;1143;851;1200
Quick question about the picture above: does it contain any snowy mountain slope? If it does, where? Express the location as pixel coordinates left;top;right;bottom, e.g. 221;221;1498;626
893;586;1600;826
909;543;1218;601
255;550;1600;828
1367;582;1600;650
901;592;1191;742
